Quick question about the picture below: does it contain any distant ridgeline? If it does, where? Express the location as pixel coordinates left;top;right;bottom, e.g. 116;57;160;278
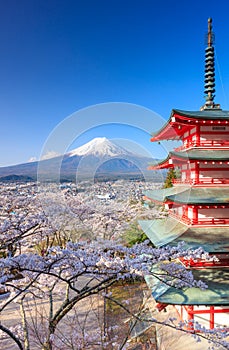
0;138;164;183
0;174;33;182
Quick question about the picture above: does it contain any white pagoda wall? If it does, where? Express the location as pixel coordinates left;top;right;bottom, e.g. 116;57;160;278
198;208;229;218
188;207;194;219
182;127;197;147
199;163;229;180
170;205;186;218
175;305;229;329
181;164;187;181
214;307;229;327
200;125;229;143
171;207;229;221
193;307;229;329
181;125;229;147
199;171;229;179
180;163;229;182
175;206;183;216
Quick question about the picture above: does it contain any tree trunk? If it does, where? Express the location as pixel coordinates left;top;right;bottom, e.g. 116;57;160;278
19;298;30;350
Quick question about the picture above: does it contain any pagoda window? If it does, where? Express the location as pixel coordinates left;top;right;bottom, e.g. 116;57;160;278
190;127;196;135
183;139;188;148
181;171;187;182
179;164;191;183
191;134;197;144
188;207;198;221
183;131;189;138
177;206;183;216
190;168;199;183
171;205;181;215
182;129;193;148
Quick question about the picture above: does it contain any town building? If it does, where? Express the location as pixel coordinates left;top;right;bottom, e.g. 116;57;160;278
139;18;229;330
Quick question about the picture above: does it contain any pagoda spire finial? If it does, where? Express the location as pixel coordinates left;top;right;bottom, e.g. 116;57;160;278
207;17;213;47
201;18;220;110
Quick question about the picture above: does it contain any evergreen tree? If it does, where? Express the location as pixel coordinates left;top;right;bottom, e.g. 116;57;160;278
163;167;177;188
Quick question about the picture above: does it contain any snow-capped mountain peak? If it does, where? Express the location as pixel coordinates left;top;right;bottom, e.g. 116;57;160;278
68;137;133;157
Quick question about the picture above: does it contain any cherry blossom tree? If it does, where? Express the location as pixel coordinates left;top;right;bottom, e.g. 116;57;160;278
0;237;224;350
0;184;229;349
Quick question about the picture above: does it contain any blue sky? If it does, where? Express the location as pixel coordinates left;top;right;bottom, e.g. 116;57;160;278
1;0;229;166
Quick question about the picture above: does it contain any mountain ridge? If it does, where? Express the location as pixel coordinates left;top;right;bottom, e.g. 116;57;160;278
0;138;159;182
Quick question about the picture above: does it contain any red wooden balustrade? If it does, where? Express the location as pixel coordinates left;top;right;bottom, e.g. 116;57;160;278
172;178;229;185
169;211;229;225
175;139;229;151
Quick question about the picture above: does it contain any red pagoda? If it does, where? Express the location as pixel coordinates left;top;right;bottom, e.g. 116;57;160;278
139;18;229;330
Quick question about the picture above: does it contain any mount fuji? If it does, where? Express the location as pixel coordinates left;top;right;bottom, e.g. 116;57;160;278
68;137;134;158
0;138;159;181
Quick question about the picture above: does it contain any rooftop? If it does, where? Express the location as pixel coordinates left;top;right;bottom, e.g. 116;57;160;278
173;108;229;120
151;109;229;142
144;187;229;205
145;268;229;305
138;217;229;252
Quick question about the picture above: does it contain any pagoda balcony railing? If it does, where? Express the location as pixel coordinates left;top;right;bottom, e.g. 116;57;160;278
169;211;229;225
196;218;229;225
175;140;229;151
180;257;229;268
172;178;229;185
172;179;192;185
169;212;191;225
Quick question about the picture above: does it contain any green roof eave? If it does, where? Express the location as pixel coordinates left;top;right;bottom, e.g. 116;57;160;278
143;186;189;203
169;187;229;205
151;108;229;142
138;217;229;252
145;187;229;205
171;149;229;161
138;218;187;247
173;108;229;120
144;186;229;205
148;155;170;169
145;268;229;305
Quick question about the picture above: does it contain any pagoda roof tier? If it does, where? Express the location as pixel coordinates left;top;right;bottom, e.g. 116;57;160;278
138;217;229;252
144;186;189;203
173;108;229;120
151;109;229;142
145;268;229;305
171;149;229;161
144;187;229;205
149;149;229;170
